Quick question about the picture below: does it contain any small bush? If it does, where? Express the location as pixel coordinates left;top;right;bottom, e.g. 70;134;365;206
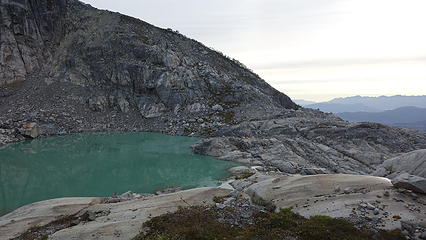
133;207;407;240
235;173;254;180
377;229;406;240
134;206;243;240
297;215;369;240
212;195;230;204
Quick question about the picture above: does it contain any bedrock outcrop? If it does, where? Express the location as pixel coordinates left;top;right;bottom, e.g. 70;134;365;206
0;187;231;240
193;111;426;174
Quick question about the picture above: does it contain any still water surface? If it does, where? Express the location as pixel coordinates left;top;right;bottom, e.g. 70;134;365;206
0;132;238;216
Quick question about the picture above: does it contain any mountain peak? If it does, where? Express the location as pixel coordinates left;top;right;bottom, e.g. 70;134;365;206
0;0;297;127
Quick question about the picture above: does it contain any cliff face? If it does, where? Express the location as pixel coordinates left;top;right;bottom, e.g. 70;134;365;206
0;0;66;85
0;0;297;120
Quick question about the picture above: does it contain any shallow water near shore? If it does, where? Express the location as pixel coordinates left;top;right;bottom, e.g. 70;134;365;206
0;132;239;216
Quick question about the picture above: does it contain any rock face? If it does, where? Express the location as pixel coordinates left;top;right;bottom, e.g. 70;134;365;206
193;112;426;174
0;0;67;86
0;0;296;114
373;149;426;178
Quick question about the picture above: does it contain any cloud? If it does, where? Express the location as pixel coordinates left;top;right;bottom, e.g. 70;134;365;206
254;56;426;70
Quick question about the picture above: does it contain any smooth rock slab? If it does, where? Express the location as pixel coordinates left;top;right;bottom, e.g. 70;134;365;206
246;174;426;230
0;187;230;240
49;187;230;240
0;198;101;239
228;166;254;176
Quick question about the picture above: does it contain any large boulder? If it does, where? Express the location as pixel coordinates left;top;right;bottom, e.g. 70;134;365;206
373;149;426;178
392;173;426;194
19;122;40;138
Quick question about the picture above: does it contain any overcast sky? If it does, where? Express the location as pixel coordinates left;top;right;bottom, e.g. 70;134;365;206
82;0;426;102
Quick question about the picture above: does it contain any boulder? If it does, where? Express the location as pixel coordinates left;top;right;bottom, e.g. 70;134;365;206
373;149;426;178
187;103;206;113
228;166;254;176
20;122;40;138
212;104;224;112
117;98;130;113
139;103;166;118
392;173;426;194
88;96;108;112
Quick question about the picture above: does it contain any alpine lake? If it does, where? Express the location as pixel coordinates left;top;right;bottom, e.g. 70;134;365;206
0;132;239;216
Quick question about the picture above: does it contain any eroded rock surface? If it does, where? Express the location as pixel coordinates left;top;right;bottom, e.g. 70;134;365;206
193;113;426;174
0;197;101;239
246;174;426;230
373;149;426;178
0;187;230;240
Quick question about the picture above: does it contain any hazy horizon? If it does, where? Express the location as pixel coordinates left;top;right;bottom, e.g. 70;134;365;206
81;0;426;102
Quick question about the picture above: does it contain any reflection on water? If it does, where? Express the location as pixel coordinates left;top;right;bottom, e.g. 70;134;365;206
0;132;238;216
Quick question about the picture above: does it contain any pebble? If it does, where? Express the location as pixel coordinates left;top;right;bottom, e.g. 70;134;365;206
420;231;426;240
343;187;351;194
373;208;380;215
366;203;375;210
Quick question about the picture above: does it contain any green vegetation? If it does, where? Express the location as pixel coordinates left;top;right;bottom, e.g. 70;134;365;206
212;195;231;204
133;207;405;240
18;214;78;240
235;172;255;180
219;111;236;124
134;206;242;240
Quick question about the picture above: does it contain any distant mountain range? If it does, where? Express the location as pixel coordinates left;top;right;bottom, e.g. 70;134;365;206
336;107;426;131
301;95;426;113
298;95;426;132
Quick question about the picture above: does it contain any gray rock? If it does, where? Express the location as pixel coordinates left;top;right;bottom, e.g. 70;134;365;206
420;231;426;240
373;149;426;178
212;104;224;112
366;203;375;210
118;191;134;201
117;98;130;113
0;188;231;240
392;173;426;194
88;96;108;112
373;208;380;215
139;103;166;118
187;103;207;113
228;166;254;176
246;174;426;230
300;167;329;175
20;122;40;138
